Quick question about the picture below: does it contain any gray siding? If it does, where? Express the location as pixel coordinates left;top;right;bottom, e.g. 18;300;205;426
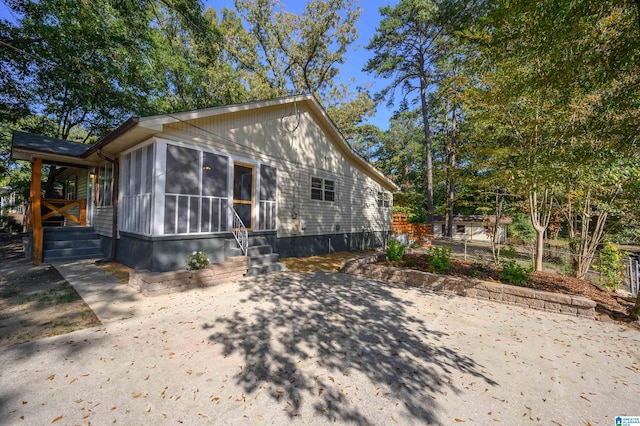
94;207;113;237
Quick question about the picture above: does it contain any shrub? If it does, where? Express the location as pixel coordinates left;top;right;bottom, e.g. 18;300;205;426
386;239;405;262
428;246;451;272
187;250;210;270
500;259;532;286
594;240;625;289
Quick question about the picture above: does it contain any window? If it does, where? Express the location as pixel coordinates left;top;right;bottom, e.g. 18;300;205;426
163;144;229;235
456;224;466;234
377;191;391;208
97;164;112;207
311;177;335;202
259;164;277;230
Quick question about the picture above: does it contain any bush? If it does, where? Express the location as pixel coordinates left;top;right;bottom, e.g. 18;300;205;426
386;239;405;262
187;250;210;270
500;259;532;286
428;246;451;272
594;240;625;289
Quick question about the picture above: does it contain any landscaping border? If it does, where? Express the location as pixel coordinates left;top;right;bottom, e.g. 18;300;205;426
129;256;248;297
340;254;597;319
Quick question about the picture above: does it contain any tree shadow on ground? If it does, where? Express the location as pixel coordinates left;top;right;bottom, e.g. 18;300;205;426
204;271;498;424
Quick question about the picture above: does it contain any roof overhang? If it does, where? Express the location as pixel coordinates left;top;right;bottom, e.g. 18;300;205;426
10;95;399;192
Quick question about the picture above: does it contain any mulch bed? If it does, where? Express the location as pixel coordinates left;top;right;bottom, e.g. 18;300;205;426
392;254;636;321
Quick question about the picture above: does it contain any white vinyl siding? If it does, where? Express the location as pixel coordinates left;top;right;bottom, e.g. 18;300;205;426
154;101;392;239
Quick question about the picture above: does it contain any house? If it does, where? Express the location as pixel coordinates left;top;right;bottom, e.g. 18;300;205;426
11;94;398;273
432;215;512;244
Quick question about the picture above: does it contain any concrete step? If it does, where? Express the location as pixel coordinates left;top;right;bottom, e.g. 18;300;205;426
43;247;104;261
43;239;101;250
248;253;280;267
43;227;99;241
246;262;286;276
247;245;273;256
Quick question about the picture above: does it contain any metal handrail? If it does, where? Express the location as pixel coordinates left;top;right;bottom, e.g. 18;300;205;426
229;205;248;256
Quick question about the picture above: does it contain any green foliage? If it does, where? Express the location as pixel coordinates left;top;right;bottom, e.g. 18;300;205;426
187;250;210;270
427;246;451;272
392;190;428;223
0;215;21;234
594;241;626;289
386;239;406;262
500;260;532;286
501;245;517;260
508;214;536;244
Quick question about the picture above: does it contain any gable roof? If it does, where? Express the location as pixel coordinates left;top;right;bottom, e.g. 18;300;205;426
10;95;398;191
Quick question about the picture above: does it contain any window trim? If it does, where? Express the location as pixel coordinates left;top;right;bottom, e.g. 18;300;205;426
456;224;466;234
311;176;335;202
377;191;391;208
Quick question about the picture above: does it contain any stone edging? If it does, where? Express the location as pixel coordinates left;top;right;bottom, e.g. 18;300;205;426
129;257;248;296
339;254;597;319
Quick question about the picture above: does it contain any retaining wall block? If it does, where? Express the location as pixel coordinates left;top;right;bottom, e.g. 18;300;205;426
339;254;597;320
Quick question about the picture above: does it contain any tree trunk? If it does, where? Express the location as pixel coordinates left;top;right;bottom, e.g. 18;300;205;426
446;102;457;238
534;227;545;271
419;78;434;228
529;188;553;272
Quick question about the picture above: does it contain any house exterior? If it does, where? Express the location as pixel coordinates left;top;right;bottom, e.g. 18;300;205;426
432;215;512;244
11;94;398;272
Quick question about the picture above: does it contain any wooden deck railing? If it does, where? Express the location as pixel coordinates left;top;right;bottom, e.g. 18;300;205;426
30;195;87;264
41;199;87;226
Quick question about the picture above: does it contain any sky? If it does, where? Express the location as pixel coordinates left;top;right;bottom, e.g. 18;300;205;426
0;0;398;129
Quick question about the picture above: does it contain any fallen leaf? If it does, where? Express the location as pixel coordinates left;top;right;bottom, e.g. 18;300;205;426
455;419;465;423
132;393;141;399
51;415;63;423
318;388;324;396
47;375;55;381
22;401;27;405
69;378;77;384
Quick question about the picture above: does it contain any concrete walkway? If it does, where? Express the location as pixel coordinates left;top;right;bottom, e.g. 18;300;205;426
1;262;639;425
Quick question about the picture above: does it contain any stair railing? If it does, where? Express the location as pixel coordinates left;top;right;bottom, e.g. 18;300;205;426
229;205;248;256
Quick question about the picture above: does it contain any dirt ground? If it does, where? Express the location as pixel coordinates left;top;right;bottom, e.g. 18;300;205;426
0;235;100;347
281;251;372;273
2;236;635;348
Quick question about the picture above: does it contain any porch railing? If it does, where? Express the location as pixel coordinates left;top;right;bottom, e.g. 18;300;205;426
30;197;87;264
40;198;87;226
229;205;248;256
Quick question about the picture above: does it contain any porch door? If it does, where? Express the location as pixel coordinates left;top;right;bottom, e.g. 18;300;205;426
233;163;254;230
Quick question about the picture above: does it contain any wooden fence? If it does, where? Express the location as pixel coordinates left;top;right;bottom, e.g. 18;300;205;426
392;214;433;247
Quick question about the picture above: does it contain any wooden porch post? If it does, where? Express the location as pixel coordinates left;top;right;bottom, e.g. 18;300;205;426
79;198;87;226
30;158;43;265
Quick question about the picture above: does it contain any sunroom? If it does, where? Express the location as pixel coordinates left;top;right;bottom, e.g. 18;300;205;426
115;137;278;269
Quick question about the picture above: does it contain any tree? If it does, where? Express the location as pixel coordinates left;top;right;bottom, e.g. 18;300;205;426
234;0;360;97
462;0;640;272
365;0;442;227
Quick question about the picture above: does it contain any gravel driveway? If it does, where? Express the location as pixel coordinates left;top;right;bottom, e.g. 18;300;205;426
1;269;639;425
